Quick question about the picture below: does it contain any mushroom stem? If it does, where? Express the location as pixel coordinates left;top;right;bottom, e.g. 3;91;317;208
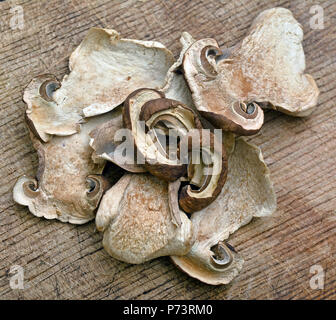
86;174;111;200
210;241;234;268
13;176;40;206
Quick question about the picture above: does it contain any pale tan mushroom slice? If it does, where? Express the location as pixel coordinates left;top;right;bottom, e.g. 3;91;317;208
183;37;264;136
182;8;319;134
13;112;120;224
161;31;195;109
163;69;195;111
25;28;175;142
171;137;276;285
89;58;199;174
96;173;194;264
23;74;81;142
123;89;202;181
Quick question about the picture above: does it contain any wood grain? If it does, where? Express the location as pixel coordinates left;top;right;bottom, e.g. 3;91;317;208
0;0;335;300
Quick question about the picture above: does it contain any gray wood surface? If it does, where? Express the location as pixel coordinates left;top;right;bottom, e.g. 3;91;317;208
0;0;335;299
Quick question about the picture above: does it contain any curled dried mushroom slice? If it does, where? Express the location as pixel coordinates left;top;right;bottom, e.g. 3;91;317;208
210;241;235;268
199;45;223;77
38;77;60;102
123;89;201;181
86;175;111;200
171;137;276;285
96;173;194;264
13;114;117;224
25;28;174;142
13;176;40;203
229;7;320;116
172;240;243;286
177;130;228;213
139;97;203;181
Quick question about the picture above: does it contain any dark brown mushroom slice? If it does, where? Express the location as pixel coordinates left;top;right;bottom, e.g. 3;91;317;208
89;107;147;173
122;88;165;170
178;129;228;213
139;97;203;181
123;88;165;130
123;89;202;182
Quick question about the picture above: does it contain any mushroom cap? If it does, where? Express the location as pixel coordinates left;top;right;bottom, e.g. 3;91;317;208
25;28;174;142
96;173;194;264
13;112;118;224
182;7;319;132
171;137;276;285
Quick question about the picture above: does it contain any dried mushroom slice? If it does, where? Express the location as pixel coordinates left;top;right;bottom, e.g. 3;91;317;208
229;7;320;116
172;240;243;286
171;137;276;285
123;89;202;181
139;97;203;181
183;38;264;135
25;28;174;142
182;8;319;131
13;113;118;224
23;74;80;142
89;107;146;173
177;130;228;213
96;173;194;264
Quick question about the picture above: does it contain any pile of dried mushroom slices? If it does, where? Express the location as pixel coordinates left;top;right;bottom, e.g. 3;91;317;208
13;8;319;285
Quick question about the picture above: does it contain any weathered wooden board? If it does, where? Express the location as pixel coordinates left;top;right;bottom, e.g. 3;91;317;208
0;0;335;300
